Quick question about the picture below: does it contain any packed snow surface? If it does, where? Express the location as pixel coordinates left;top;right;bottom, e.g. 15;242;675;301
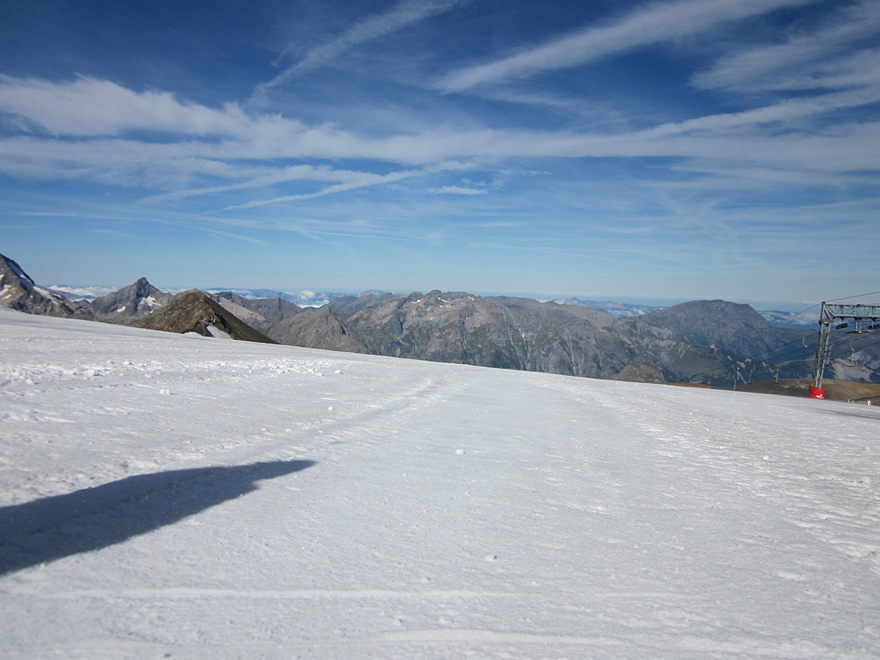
1;307;879;659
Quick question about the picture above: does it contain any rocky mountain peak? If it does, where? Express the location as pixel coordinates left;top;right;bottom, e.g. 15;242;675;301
0;253;95;320
130;290;277;343
88;277;173;323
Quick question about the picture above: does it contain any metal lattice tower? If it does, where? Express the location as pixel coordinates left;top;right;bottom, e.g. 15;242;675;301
813;302;880;390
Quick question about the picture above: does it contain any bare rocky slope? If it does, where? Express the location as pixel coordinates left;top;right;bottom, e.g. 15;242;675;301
130;290;277;344
325;290;828;385
0;253;95;320
211;291;302;330
88;277;173;323
210;292;367;352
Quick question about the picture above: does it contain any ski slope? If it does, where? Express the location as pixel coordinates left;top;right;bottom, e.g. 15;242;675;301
1;306;879;659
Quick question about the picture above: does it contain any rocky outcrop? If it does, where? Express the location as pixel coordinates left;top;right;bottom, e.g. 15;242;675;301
0;253;95;320
130;290;277;344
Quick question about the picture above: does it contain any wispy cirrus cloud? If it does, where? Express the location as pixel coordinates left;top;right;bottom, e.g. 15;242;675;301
139;164;403;204
0;75;262;137
2;89;877;196
430;185;487;195
1;47;877;217
437;0;819;93
258;0;465;94
223;168;427;211
692;0;880;92
636;87;880;138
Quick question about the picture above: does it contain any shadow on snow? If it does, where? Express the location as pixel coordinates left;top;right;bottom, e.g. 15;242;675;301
0;460;315;576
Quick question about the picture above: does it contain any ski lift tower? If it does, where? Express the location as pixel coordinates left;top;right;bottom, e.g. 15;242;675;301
812;302;880;398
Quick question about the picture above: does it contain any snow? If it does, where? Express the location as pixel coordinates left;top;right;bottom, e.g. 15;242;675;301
1;306;879;659
205;323;232;339
32;285;59;304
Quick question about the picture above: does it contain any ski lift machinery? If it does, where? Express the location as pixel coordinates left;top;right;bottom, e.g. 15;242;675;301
812;302;880;399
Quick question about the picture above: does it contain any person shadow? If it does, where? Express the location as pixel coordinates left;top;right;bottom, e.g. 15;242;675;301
0;460;315;576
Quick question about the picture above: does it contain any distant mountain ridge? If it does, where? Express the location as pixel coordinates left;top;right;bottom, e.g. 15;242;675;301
3;252;877;384
209;292;368;353
326;291;826;385
44;279;822;327
204;288;350;308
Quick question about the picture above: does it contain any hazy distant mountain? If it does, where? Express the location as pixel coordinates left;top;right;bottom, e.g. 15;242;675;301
130;290;277;344
329;291;842;385
4;251;875;384
329;292;399;315
0;253;95;320
211;292;302;331
337;290;630;378
210;291;367;353
267;307;369;353
88;277;173;323
613;300;813;385
628;300;782;358
564;296;823;329
205;288;354;308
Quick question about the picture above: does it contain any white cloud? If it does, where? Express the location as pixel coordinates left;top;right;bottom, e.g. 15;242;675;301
223;168;428;210
0;75;263;138
637;87;880;137
692;0;880;92
139;164;399;204
2;110;877;195
259;0;465;93
437;0;819;92
1;67;876;213
430;185;487;195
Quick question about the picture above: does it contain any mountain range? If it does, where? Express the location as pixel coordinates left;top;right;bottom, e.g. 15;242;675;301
3;252;876;385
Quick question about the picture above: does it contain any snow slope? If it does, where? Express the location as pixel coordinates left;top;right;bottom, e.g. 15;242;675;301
1;306;879;659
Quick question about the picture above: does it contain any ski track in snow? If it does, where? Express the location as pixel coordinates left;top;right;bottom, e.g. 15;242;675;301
1;307;879;659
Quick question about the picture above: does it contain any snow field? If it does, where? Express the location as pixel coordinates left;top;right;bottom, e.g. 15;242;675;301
1;307;879;659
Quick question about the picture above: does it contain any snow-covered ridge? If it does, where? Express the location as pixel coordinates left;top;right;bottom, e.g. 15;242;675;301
1;307;879;659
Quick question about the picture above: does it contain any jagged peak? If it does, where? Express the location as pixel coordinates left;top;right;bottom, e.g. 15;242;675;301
133;276;152;294
0;253;35;289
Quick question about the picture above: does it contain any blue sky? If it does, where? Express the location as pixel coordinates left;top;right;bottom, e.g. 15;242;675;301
1;0;878;305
